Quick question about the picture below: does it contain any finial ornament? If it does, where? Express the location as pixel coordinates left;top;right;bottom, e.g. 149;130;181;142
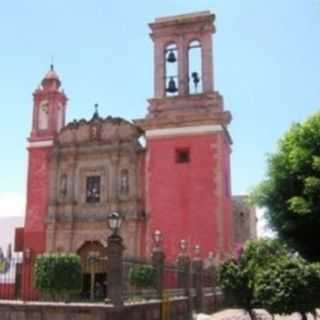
50;55;54;70
179;239;188;255
152;230;163;250
193;244;201;257
92;103;99;120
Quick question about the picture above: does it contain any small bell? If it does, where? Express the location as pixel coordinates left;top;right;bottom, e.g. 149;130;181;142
166;77;178;93
191;72;200;92
191;72;200;85
167;50;177;63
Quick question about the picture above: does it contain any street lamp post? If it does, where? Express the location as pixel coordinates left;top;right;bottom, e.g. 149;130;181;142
106;212;124;307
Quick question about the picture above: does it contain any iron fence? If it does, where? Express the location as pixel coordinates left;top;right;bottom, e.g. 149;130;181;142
0;253;217;303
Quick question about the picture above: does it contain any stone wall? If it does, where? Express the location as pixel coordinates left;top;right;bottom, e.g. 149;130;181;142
232;195;257;246
0;297;190;320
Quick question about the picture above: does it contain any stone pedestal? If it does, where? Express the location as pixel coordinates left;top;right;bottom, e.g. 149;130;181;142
192;258;204;312
152;248;165;298
106;234;124;307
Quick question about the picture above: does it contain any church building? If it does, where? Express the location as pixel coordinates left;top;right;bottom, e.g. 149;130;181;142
16;11;255;269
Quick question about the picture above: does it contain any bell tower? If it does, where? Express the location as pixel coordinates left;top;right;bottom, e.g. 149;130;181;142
30;65;67;141
24;65;67;254
135;11;233;259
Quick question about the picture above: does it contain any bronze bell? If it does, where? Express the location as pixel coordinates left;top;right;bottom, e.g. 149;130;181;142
191;72;200;85
166;77;178;93
167;50;177;63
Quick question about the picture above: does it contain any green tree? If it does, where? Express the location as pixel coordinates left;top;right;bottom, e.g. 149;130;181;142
255;256;320;320
219;239;289;319
252;112;320;261
34;253;82;300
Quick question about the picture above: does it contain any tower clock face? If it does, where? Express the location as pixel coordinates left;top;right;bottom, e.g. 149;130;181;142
41;103;48;114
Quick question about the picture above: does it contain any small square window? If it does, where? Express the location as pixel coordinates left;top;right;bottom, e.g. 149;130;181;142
176;148;190;164
86;176;101;203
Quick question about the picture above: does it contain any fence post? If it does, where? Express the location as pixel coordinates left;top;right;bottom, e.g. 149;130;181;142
177;240;190;295
177;240;193;320
192;245;204;313
106;233;124;307
152;230;165;299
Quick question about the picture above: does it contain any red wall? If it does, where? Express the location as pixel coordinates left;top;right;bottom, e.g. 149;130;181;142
220;134;234;254
146;132;233;260
24;147;51;254
0;284;15;299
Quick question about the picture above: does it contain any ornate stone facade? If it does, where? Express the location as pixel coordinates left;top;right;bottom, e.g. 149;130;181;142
46;114;145;256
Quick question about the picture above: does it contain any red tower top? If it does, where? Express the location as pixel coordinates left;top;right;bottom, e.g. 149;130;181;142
30;65;67;144
135;12;234;260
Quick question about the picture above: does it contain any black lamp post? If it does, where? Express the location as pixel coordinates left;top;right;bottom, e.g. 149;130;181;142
106;212;124;307
107;212;122;235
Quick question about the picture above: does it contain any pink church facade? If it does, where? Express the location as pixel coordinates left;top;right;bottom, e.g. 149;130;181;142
11;11;240;296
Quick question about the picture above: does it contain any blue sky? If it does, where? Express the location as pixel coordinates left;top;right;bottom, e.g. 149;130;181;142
0;1;319;221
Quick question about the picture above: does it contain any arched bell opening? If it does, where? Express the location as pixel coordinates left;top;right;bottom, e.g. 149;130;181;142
164;43;179;97
38;101;49;130
188;40;203;94
77;241;107;300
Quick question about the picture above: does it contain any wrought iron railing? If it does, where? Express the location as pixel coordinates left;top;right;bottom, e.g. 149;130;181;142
0;253;218;304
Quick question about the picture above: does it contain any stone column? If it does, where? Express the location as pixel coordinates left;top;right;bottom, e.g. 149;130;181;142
177;240;193;320
192;246;204;312
201;31;214;92
106;234;124;307
154;39;166;98
176;240;191;295
178;36;189;96
110;153;120;204
152;246;165;299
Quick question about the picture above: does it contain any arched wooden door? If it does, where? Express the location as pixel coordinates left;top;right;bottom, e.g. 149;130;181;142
77;241;107;300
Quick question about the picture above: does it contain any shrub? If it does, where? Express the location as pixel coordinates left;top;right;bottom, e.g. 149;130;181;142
34;253;82;298
129;265;156;288
219;259;252;310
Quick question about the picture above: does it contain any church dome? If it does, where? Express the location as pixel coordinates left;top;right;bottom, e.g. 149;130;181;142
44;66;60;81
41;64;61;89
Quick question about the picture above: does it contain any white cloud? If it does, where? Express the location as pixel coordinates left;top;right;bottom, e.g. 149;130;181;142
0;192;25;218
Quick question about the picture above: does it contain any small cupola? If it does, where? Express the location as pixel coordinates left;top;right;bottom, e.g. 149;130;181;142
41;64;61;91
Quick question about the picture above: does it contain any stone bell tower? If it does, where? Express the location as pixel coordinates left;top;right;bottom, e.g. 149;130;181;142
135;11;233;259
24;65;67;254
